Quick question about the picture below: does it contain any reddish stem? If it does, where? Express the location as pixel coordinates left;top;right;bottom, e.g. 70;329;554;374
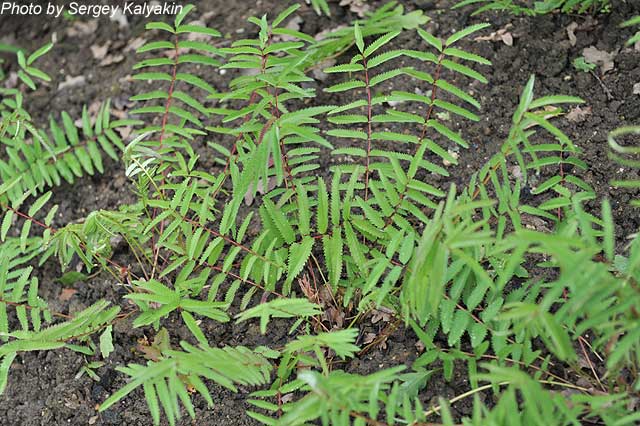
382;51;446;229
150;36;181;279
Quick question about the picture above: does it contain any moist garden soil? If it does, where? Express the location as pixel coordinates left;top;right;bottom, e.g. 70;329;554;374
0;0;639;425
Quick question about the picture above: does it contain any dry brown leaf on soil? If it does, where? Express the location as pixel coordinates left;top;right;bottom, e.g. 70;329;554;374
90;39;125;67
58;75;86;91
566;105;592;123
116;126;132;140
59;288;78;302
66;20;98;37
324;306;345;328
475;24;514;46
566;22;578;46
4;72;18;89
87;100;102;116
100;54;125;67
362;332;376;345
90;41;110;60
339;0;371;17
371;306;393;324
201;11;216;22
582;46;617;74
510;165;523;181
318;285;335;307
110;109;127;120
566;16;598;48
124;36;147;53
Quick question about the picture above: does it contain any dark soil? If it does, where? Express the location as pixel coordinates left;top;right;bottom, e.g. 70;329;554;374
0;0;638;425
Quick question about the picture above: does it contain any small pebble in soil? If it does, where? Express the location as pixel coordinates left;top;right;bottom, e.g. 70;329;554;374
412;0;436;10
101;409;120;425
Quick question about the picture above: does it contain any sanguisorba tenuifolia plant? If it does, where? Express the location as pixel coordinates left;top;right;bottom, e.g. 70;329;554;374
1;2;639;425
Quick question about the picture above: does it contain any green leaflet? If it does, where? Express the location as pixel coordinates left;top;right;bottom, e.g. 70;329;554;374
263;199;296;244
236;298;322;334
285;237;314;293
323;228;343;289
99;325;114;358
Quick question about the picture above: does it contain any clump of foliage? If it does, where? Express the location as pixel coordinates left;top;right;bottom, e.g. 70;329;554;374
454;0;611;15
1;2;639;426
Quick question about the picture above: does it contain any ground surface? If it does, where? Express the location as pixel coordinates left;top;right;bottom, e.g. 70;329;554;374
0;0;639;425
